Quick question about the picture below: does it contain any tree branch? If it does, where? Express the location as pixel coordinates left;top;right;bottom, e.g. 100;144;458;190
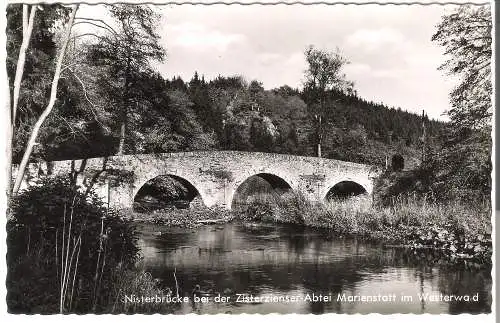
74;17;118;35
60;62;82;74
65;67;105;128
70;32;114;45
73;20;117;38
13;4;79;194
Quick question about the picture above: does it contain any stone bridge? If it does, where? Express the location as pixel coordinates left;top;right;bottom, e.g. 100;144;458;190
16;151;380;210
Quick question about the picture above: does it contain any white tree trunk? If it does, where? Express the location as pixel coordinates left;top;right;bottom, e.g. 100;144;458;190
8;5;37;196
12;5;37;124
117;122;125;155
12;4;79;194
6;79;12;198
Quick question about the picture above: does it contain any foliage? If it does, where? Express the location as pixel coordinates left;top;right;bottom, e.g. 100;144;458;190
432;4;492;130
7;176;139;313
428;4;492;203
123;206;234;228
85;4;166;155
107;265;177;313
378;5;493;206
373;168;434;206
237;191;311;225
302;45;355;156
135;175;192;203
7;3;443;167
6;4;71;163
303;45;355;101
200;169;233;180
427;127;491;203
137;89;217;153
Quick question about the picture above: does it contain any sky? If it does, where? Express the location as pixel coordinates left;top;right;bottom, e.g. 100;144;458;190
77;2;486;121
155;4;463;120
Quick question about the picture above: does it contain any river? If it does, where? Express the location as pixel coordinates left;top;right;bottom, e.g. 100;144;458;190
137;222;491;314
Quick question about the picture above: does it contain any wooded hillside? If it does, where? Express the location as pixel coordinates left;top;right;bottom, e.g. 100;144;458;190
6;4;446;171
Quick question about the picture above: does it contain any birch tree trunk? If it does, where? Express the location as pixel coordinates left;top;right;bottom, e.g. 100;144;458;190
8;5;37;196
117;57;131;155
6;80;12;198
12;5;37;123
12;4;79;194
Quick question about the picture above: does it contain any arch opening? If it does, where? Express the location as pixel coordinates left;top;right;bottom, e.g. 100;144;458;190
133;175;204;213
325;181;367;201
231;173;292;210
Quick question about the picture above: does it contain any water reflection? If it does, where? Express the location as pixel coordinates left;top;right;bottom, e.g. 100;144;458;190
137;222;491;314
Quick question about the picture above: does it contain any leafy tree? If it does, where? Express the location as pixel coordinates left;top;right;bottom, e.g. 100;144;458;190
248;79;265;109
430;5;492;202
85;4;165;155
249;115;278;151
259;91;308;154
302;45;354;157
135;86;216;153
7;4;65;167
206;75;248;146
272;85;300;97
432;4;492;130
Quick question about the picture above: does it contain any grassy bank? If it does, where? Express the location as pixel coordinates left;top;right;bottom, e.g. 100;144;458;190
236;192;492;265
122;206;234;227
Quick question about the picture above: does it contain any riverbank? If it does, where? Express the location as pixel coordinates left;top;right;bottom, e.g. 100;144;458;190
121;206;235;228
127;192;492;267
237;192;492;266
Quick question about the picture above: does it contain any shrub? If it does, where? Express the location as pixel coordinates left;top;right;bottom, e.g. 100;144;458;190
106;263;177;314
373;168;434;206
237;191;308;224
7;176;139;313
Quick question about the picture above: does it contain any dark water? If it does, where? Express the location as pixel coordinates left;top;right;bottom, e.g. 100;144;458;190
137;222;492;314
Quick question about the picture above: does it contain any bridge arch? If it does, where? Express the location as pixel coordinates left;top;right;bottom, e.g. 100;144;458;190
230;172;294;209
324;180;369;201
132;173;207;210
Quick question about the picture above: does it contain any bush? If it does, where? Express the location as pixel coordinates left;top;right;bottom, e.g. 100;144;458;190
7;176;139;313
106;263;177;314
373;168;434;206
305;196;375;233
237;191;308;224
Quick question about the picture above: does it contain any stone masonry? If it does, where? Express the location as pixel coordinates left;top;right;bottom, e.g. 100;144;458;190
13;151;380;210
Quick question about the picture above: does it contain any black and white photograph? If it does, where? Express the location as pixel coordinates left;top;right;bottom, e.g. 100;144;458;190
3;0;494;316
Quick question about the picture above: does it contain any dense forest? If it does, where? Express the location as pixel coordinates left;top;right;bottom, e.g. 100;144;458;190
46;71;441;167
7;4;443;172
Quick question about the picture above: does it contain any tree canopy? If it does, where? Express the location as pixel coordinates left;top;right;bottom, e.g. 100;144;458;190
426;4;492;202
432;4;492;130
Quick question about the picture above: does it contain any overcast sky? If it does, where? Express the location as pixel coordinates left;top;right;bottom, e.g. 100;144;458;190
154;4;466;120
78;3;483;121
